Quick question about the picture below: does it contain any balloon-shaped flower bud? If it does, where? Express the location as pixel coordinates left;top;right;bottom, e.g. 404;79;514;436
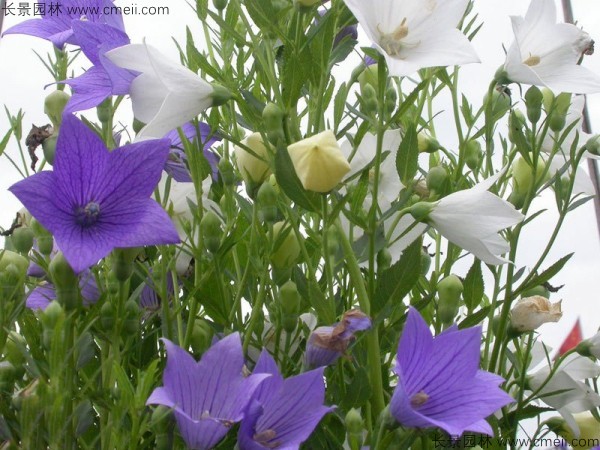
464;139;483;171
263;102;285;146
212;0;227;10
42;133;58;165
235;132;272;188
217;158;235;186
30;218;53;256
41;301;65;331
48;252;79;309
417;132;441;154
190;318;214;355
44;90;70;129
200;210;223;254
360;83;378;117
426;166;449;195
584;135;600;156
257;181;278;223
484;85;511;120
287;130;351;193
509;156;547;209
524;86;543;123
508;109;526;144
271;221;302;269
305;310;371;368
0;250;28;280
279;280;301;333
510;296;562;332
547;412;600;444
11;227;34;255
437;274;463;325
358;65;379;93
548;93;572;132
345;408;364;450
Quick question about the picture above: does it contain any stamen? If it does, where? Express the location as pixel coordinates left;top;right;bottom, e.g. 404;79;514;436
410;391;430;407
75;201;101;227
523;54;541;66
254;429;282;448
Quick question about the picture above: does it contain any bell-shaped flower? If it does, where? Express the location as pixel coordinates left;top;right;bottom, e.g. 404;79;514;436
342;0;479;77
147;334;269;450
305;310;371;368
238;351;334;449
391;307;513;436
62;21;136;112
9;114;180;273
501;0;600;94
106;42;227;140
2;0;125;48
288;130;351;193
408;172;524;265
510;295;562;332
528;353;600;437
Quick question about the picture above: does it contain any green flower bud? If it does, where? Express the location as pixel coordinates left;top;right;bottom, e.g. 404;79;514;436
464;139;483;171
42;133;58;165
122;299;139;335
212;0;227;10
257;181;279;223
437;274;463;325
263;102;285;146
96;98;111;124
521;285;550;299
0;250;28;278
190;318;214;355
493;67;511;85
271;222;301;269
11;227;34;255
542;88;554;112
200;211;223;253
30;219;53;256
409;201;435;222
377;248;392;271
218;158;236;186
345;408;364;450
326;225;339;259
549;93;572;132
417;133;441;154
585;135;600;156
524;86;543;124
280;280;301;333
5;332;26;369
48;252;79;309
484;85;511;120
385;85;398;116
358;65;378;93
100;301;116;331
210;83;232;107
112;247;139;282
360;83;378;117
426;166;448;194
44;90;70;129
511;156;546;198
41;300;65;330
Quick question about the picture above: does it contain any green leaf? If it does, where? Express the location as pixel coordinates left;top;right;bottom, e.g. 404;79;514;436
274;147;321;212
395;123;418;185
516;253;573;296
339;367;372;410
458;305;492;329
463;260;484;311
373;238;422;316
301;414;346;449
0;129;11;157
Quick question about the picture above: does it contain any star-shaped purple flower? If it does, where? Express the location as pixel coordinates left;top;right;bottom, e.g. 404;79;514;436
62;20;136;112
9;114;180;274
2;0;124;48
147;334;269;450
390;307;514;437
239;350;334;450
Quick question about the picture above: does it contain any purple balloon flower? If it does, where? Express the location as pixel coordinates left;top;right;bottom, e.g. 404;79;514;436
390;307;514;437
26;270;100;310
2;0;125;48
239;350;334;449
305;309;371;368
163;123;221;182
62;20;136;112
9;114;180;274
147;334;269;450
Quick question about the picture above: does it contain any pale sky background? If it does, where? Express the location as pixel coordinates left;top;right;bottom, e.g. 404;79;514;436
1;0;600;356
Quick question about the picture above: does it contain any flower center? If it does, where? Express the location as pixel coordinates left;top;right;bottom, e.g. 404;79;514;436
378;18;414;57
523;54;541;66
75;201;101;227
254;429;281;448
410;390;430;407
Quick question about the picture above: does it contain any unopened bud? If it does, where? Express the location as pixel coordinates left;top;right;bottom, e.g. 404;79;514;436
100;301;116;331
190;318;214;355
41;300;65;330
11;227;34;254
417;133;441;154
42;133;58;165
358;65;378;93
48;252;79;309
464;139;483;171
212;0;227;10
0;250;28;279
200;211;223;253
271;222;301;269
96;98;111;124
257;181;278;223
584;135;600;156
44;90;70;129
263;102;285;146
218;158;236;186
235;132;272;188
345;408;364;450
524;86;543;124
377;248;392;271
548;93;572;132
280;280;301;333
508;109;526;144
426;166;448;195
360;83;378;117
484;84;511;120
437;274;463;325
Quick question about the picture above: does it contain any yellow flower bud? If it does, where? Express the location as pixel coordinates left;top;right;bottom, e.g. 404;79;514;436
271;222;301;269
551;412;600;448
510;296;562;332
287;130;351;193
234;132;272;185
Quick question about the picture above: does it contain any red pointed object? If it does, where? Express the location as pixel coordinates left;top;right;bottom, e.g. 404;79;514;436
558;319;583;356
